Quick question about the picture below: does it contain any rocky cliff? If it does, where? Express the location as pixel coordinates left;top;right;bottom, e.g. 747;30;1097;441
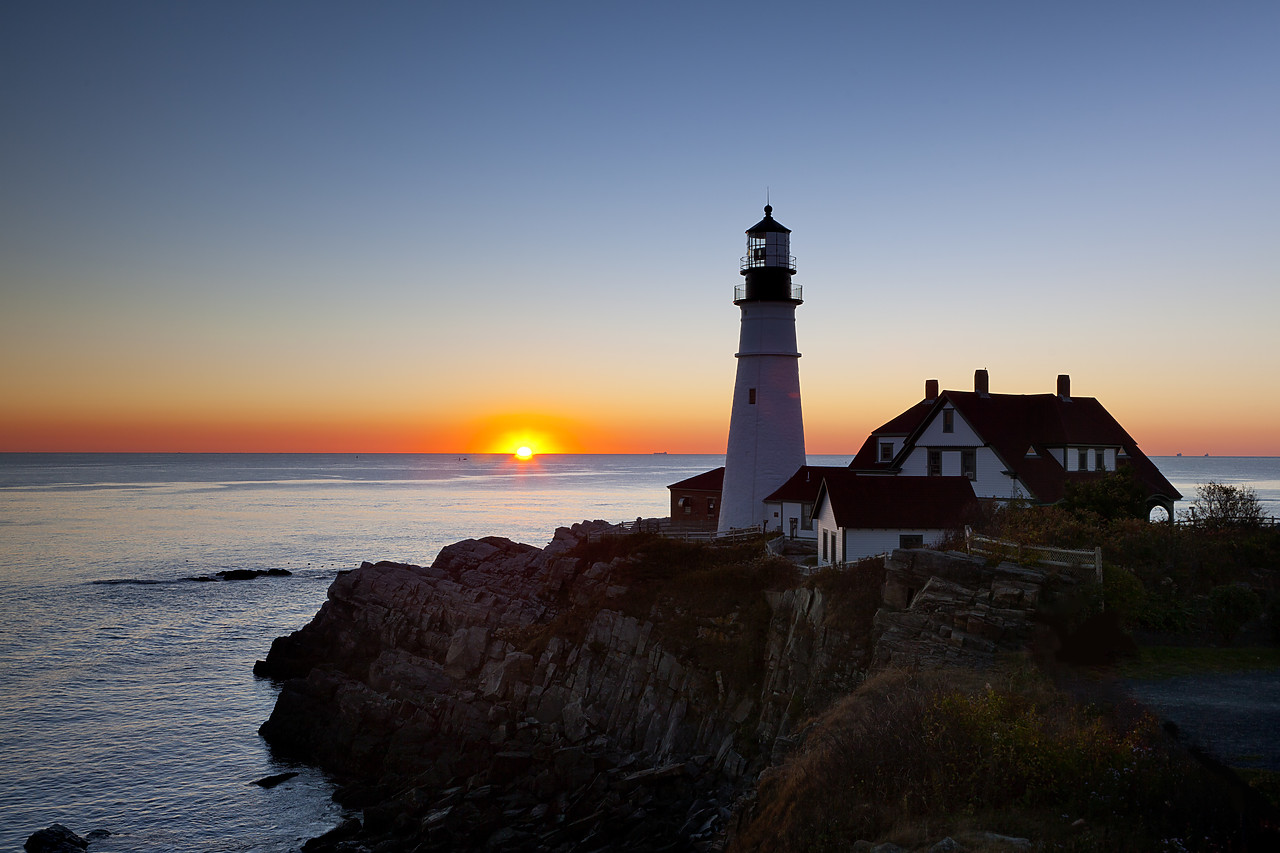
255;524;1061;851
256;522;874;850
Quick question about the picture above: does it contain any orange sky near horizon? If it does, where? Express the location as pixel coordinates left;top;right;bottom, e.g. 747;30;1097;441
3;384;1277;457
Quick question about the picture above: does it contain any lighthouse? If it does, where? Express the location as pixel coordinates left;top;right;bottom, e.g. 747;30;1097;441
718;205;807;533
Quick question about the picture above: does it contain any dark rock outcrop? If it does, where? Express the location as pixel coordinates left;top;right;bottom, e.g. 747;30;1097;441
190;568;292;582
257;523;883;850
257;534;1056;851
874;549;1063;670
24;824;87;853
251;771;299;788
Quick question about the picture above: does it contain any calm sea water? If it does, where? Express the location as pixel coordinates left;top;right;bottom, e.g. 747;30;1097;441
0;452;1275;851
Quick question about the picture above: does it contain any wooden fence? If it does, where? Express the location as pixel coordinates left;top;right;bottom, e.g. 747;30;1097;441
965;526;1102;586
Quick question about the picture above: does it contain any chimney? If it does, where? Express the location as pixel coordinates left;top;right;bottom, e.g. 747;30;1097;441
1057;374;1071;400
924;378;939;401
974;368;989;397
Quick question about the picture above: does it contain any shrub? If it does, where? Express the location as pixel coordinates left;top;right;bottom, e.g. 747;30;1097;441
1182;482;1266;529
1101;564;1145;626
1061;467;1151;521
1207;583;1263;643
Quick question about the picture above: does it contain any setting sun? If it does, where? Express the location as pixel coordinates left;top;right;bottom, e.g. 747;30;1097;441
514;446;534;460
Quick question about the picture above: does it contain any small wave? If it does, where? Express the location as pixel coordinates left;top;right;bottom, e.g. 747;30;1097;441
90;578;181;586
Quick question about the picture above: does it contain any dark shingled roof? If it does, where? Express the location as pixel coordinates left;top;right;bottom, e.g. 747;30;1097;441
763;466;847;503
815;470;980;529
667;467;724;491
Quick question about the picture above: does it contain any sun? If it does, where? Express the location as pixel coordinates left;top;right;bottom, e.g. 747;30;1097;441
514;446;535;460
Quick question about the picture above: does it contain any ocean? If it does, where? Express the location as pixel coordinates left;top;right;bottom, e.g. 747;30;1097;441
0;452;1276;851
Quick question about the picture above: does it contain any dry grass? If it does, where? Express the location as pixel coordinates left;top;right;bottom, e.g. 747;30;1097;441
728;666;1269;852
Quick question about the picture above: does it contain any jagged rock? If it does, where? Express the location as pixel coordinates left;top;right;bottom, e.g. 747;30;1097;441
444;626;490;678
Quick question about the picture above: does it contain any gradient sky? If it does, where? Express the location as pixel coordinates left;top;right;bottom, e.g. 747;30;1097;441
2;1;1277;455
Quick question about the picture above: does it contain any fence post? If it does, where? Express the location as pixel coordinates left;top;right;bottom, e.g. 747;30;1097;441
1095;546;1104;611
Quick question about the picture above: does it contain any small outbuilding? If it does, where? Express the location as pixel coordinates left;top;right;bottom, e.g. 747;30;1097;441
813;470;980;566
667;467;724;531
762;465;847;540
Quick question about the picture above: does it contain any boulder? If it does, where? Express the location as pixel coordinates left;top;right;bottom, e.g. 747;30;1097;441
24;825;87;853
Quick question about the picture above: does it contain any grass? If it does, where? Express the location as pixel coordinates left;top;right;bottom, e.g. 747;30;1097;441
727;666;1273;853
1118;645;1280;680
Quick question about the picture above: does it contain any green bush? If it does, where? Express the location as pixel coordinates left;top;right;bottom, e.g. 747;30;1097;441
1207;583;1262;643
1101;564;1145;626
1061;467;1151;521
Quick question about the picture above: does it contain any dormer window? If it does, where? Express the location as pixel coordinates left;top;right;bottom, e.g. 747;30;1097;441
1078;449;1088;470
943;410;954;433
879;441;893;462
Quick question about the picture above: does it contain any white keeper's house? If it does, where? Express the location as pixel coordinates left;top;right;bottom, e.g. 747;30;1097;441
848;370;1180;521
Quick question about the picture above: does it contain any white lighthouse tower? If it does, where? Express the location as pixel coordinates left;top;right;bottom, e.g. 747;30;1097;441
718;205;806;533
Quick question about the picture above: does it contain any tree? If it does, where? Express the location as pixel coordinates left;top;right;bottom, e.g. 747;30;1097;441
1181;482;1266;529
1061;467;1150;522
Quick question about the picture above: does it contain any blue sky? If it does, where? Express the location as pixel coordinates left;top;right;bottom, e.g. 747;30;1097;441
2;1;1277;453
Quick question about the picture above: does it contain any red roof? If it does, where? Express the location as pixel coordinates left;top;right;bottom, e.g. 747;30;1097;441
816;470;980;529
668;467;724;491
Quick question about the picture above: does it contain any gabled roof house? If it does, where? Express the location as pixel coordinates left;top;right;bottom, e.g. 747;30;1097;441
851;371;1180;518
